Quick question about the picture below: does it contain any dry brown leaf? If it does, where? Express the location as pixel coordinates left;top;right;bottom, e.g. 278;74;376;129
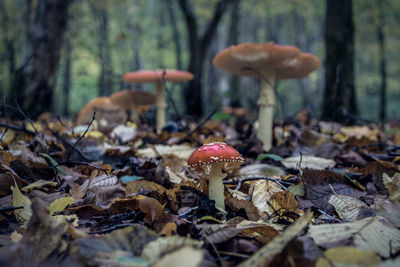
269;191;298;214
309;216;400;257
226;193;261;221
139;197;166;225
316;246;381;267
21;180;58;193
239;225;279;244
124;180;177;204
328;194;368;221
158;222;177;236
141;236;203;263
239;211;313;267
251;180;282;215
152;246;207;267
375;197;400;227
383;172;400;202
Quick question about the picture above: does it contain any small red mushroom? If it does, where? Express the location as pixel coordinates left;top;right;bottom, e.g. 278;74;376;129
187;142;244;211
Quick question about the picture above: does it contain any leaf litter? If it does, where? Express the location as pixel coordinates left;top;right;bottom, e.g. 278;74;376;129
0;110;400;266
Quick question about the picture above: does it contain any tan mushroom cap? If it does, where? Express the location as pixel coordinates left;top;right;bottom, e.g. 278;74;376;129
76;97;127;126
122;69;194;83
110;90;156;109
213;42;320;80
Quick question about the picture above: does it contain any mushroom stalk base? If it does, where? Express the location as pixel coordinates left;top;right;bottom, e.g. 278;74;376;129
156;82;167;133
207;164;227;211
130;106;140;123
257;74;276;152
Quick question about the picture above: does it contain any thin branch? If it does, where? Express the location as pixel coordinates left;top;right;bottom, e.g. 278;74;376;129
0;121;36;135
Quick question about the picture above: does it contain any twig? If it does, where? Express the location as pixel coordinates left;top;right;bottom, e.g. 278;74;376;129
225;176;290;190
66;112;96;162
67;161;109;175
159;70;183;125
14;98;38;134
0;206;23;213
0;121;36;135
57;115;74;136
89;223;133;234
49;129;89;162
186;108;218;138
0;93;9;142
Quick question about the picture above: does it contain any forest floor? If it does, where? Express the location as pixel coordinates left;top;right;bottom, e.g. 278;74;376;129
0;109;400;266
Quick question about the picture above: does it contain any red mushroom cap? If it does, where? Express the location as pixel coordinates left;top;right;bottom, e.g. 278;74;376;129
122;69;194;83
188;142;244;175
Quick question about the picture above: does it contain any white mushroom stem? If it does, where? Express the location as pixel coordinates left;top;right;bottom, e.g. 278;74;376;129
257;71;276;152
207;163;227;211
129;105;140;122
155;82;167;133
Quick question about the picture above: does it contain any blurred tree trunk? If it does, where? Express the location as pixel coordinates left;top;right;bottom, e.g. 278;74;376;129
166;0;183;70
91;3;113;96
62;38;72;116
0;1;16;79
377;0;386;122
322;0;356;122
292;4;311;112
10;0;72;119
227;0;241;107
178;0;230;117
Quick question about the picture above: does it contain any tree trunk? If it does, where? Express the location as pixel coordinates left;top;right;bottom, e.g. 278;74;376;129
377;0;386;122
0;1;16;78
292;5;312;111
166;0;183;70
11;0;72;119
322;0;356;122
179;0;229;117
62;37;72;116
228;0;241;107
91;3;113;96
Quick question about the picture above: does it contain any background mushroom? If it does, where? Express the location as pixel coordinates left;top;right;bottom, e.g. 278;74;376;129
122;69;194;132
187;142;244;211
110;90;156;123
76;97;127;132
213;42;321;151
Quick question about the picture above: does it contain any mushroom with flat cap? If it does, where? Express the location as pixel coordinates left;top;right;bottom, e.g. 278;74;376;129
122;69;194;132
110;90;156;123
187;142;244;211
76;97;127;132
213;42;321;151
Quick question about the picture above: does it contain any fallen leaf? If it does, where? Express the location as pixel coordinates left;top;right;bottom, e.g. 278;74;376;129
152;246;208;267
251;180;283;215
11;182;32;223
48;197;75;215
316;246;381;267
141;236;203;262
136;144;195;160
21;179;58;193
375;197;400;227
328;194;368;221
383;172;400;202
282;155;336;170
309;216;400;257
239;211;313;267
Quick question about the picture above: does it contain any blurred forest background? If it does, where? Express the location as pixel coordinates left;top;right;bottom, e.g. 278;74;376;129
0;0;399;122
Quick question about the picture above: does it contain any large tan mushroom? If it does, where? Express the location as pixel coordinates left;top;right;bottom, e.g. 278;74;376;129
76;97;127;132
213;42;321;151
122;69;194;132
110;90;156;123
